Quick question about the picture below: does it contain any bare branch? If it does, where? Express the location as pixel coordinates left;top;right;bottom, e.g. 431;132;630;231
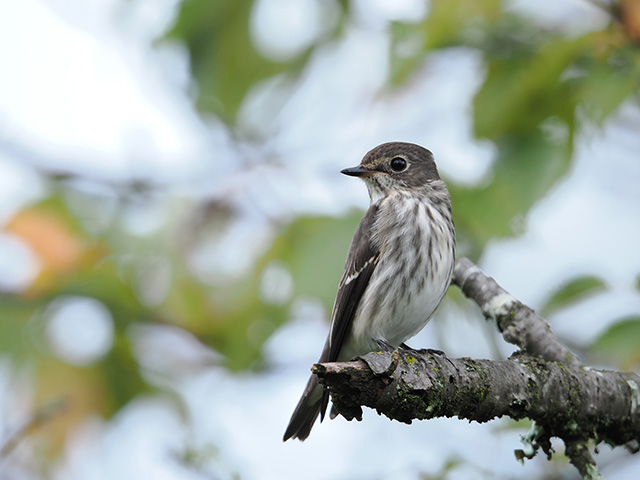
452;257;580;368
315;351;640;448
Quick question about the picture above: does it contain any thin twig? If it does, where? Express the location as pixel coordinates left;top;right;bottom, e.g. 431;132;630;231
0;397;68;457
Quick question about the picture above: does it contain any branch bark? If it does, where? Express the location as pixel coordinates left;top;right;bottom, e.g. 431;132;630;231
316;257;640;478
452;257;580;368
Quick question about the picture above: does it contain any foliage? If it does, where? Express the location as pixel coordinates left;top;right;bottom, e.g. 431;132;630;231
540;275;607;316
592;316;640;369
1;0;639;467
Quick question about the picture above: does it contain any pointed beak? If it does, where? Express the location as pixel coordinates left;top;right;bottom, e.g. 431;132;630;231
340;165;378;177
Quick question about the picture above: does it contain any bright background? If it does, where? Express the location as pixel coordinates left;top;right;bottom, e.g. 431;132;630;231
1;0;639;479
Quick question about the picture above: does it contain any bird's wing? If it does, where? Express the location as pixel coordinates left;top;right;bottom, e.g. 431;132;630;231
327;204;380;363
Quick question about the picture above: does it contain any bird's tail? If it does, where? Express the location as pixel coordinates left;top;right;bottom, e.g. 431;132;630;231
283;373;327;441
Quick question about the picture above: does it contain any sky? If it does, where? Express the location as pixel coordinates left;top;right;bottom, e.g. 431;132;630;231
0;0;639;479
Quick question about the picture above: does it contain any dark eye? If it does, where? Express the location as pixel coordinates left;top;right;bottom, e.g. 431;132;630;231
390;157;407;172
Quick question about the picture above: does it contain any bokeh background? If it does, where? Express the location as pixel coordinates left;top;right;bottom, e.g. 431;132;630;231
1;0;640;479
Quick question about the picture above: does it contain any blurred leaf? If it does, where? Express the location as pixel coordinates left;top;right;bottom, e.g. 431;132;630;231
390;0;502;84
6;198;88;294
473;25;640;138
98;332;153;416
591;316;640;368
389;21;426;85
165;269;219;335
166;0;317;122
576;43;640;124
53;259;146;328
33;344;151;457
450;130;572;258
473;34;590;139
540;275;607;317
620;0;640;43
0;297;41;362
34;359;110;456
200;212;361;370
423;0;502;50
418;456;463;480
267;212;361;306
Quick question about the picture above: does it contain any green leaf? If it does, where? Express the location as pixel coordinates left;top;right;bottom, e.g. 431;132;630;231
591;316;640;368
575;44;640;124
449;130;572;259
267;212;361;306
201;212;362;370
98;332;154;415
473;34;593;140
0;297;42;362
422;0;502;51
389;0;503;84
166;0;318;122
540;275;607;316
389;22;426;85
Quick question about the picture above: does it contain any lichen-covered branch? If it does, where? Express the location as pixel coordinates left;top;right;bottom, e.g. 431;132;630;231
450;257;607;477
316;258;640;478
315;351;640;448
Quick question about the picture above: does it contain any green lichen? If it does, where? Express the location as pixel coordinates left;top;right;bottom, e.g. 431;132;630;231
566;420;579;432
585;463;605;480
627;380;639;412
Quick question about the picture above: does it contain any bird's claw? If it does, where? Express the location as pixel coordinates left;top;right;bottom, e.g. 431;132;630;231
399;343;456;369
375;339;455;368
375;338;396;353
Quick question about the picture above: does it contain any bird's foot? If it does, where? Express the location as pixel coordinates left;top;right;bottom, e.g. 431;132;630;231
375;338;396;353
375;339;428;365
400;343;446;357
374;339;455;368
399;343;456;368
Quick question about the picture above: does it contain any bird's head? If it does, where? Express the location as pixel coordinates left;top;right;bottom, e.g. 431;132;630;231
341;142;441;201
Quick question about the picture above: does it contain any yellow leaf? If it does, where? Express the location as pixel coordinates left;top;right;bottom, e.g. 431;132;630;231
33;359;108;457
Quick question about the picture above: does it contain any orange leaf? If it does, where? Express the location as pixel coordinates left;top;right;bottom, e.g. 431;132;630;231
6;209;85;294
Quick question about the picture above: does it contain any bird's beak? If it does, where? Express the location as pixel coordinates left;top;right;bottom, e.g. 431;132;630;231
341;165;378;177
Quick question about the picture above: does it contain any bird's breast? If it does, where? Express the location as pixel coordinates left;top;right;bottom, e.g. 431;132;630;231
345;194;455;359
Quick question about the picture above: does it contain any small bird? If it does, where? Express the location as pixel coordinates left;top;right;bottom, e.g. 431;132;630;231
283;142;456;441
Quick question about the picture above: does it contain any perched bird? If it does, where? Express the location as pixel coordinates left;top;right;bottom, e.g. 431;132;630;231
283;142;456;441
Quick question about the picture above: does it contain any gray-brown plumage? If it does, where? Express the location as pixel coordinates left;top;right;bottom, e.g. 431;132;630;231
283;142;455;441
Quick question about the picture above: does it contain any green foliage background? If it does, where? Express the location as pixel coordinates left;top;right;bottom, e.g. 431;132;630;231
1;0;639;474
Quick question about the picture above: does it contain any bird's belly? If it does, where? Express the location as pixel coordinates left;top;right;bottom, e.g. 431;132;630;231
344;249;453;359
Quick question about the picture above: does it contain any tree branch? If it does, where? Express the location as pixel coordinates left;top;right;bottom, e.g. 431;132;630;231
452;257;580;368
316;257;640;478
0;398;68;458
315;352;640;446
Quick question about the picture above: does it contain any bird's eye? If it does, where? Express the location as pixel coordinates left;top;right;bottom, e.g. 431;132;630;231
390;157;407;172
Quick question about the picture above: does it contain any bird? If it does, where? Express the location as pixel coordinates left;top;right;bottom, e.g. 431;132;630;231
283;142;456;441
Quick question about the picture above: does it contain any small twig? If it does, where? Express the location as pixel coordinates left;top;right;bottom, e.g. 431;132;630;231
566;439;604;480
0;398;68;457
